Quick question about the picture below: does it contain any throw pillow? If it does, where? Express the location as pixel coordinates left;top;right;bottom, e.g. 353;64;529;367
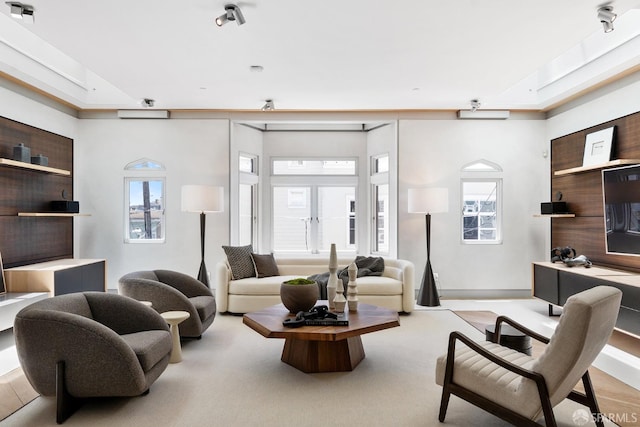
222;245;255;280
251;253;280;278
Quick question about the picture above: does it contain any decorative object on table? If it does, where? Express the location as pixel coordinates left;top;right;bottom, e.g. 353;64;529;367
12;143;30;162
582;126;615;167
540;201;567;215
30;153;48;166
280;278;319;313
408;187;449;306
333;267;347;312
181;185;224;287
282;305;348;328
327;243;338;310
550;246;576;263
551;246;592;268
50;200;80;213
347;261;359;312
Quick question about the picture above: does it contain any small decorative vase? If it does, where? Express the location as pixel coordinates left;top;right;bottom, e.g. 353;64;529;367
280;279;319;314
333;271;347;313
327;243;338;310
347;262;359;312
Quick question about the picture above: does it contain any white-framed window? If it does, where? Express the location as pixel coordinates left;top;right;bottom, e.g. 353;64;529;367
124;158;166;243
124;177;166;243
271;157;358;254
272;185;357;254
272;158;357;175
460;160;503;245
239;153;259;247
371;154;389;254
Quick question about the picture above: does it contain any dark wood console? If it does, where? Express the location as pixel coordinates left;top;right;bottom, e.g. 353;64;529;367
533;261;640;336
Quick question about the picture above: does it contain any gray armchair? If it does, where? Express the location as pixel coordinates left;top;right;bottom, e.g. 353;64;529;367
13;292;172;423
119;269;216;338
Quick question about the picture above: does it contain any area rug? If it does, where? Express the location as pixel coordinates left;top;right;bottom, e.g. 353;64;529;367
454;310;640;427
1;311;624;426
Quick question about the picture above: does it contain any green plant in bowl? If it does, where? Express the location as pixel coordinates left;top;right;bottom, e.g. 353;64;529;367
283;278;316;285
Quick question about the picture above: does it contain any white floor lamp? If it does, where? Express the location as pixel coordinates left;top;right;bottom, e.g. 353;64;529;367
408;187;449;306
181;185;224;287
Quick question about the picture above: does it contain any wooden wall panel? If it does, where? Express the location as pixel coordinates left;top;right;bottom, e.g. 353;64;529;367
551;111;640;273
0;116;74;268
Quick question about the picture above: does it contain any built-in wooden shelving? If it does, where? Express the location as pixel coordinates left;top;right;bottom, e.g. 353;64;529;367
0;158;71;176
554;159;640;176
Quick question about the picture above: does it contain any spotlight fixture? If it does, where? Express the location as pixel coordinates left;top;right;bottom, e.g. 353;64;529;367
470;99;481;112
5;2;34;21
261;99;275;111
215;4;245;27
141;98;155;108
598;6;616;33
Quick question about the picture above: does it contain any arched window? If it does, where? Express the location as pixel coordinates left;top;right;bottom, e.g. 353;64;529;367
124;158;166;243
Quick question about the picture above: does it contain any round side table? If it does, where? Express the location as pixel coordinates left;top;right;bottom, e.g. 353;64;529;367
485;323;532;355
161;311;190;363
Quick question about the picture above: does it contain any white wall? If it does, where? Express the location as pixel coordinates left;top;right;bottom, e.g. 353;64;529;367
398;119;549;297
75;118;230;289
547;73;640;140
0;84;77;140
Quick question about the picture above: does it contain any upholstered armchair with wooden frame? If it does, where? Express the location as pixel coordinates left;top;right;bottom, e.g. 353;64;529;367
436;286;622;427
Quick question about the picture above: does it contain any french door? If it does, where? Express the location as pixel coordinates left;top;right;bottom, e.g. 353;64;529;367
272;185;356;254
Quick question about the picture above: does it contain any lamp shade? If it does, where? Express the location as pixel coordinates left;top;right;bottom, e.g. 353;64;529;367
408;188;449;214
181;185;224;213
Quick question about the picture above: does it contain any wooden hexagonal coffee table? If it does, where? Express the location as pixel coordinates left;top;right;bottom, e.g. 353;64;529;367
243;301;400;373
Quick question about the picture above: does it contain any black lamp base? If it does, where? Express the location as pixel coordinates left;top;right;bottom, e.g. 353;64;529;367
417;259;440;306
197;259;209;287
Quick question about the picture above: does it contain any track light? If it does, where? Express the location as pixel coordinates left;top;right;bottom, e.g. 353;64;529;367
598;6;616;33
261;99;275;111
216;4;245;26
470;99;481;112
6;2;34;21
141;98;155;108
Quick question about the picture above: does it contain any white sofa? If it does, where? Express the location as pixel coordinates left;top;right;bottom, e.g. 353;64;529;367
215;257;415;314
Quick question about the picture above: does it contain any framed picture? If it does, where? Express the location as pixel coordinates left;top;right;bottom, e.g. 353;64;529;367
0;251;5;295
582;126;615;167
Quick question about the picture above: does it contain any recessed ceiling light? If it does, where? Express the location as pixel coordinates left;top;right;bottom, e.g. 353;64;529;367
250;65;264;73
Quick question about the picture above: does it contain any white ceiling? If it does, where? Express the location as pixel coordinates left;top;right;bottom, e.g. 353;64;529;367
1;0;640;112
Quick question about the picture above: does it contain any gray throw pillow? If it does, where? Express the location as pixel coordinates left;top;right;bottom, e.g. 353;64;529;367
222;245;255;280
251;253;280;278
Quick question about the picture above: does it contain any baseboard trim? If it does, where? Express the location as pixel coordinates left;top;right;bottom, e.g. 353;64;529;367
416;289;533;300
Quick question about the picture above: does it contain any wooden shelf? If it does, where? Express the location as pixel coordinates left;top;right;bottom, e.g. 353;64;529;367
0;158;70;176
533;214;576;218
554;159;640;176
18;213;90;217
